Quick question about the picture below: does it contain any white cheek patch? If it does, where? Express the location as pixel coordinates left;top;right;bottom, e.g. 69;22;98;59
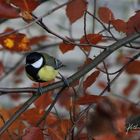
32;57;43;68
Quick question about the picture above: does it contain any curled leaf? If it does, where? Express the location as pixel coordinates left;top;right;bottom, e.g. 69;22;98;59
83;70;100;90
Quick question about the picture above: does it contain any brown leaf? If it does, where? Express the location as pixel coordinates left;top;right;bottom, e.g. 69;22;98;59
48;128;63;140
97;81;106;89
10;0;40;12
123;79;138;96
21;108;44;126
111;19;127;33
0;61;4;76
22;127;44;140
126;11;140;35
80;34;102;52
76;95;103;105
66;0;87;23
98;7;114;24
59;119;72;138
0;1;19;18
125;60;140;74
34;92;52;111
58;88;73;110
59;42;75;54
29;35;48;46
83;70;100;90
46;113;58;126
0;28;30;52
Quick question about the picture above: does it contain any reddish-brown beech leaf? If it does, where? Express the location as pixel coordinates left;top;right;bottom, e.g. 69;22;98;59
0;107;25;135
0;61;4;76
80;34;102;52
0;28;30;52
83;70;100;90
76;95;103;105
29;35;48;46
59;42;75;54
58;88;73;110
10;0;40;12
46;113;58;126
97;81;106;89
126;11;140;35
111;19;127;33
21;108;44;126
22;127;44;140
59;119;72;138
125;60;140;74
66;0;87;23
48;128;63;140
0;1;19;18
123;79;138;96
34;91;52;111
98;7;114;24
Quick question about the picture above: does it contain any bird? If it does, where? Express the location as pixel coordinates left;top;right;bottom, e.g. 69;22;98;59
25;52;68;86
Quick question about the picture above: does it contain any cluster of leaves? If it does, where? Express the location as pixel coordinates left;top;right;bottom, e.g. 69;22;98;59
98;6;140;35
0;0;140;140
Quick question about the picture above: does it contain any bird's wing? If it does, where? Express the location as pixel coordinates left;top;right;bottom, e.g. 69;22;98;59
42;53;63;69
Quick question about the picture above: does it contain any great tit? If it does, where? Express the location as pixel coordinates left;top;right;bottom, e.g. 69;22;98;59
25;52;64;83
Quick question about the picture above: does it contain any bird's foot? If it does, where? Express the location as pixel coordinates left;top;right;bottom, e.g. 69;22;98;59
37;87;43;96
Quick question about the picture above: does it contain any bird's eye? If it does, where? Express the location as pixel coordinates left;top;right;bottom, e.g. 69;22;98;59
32;57;43;68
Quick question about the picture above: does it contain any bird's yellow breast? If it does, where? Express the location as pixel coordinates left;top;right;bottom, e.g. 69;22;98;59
38;65;58;81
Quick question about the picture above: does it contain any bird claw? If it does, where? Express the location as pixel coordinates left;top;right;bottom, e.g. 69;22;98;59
37;87;43;95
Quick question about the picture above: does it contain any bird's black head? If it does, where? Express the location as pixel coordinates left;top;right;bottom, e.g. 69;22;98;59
26;52;43;64
25;52;45;82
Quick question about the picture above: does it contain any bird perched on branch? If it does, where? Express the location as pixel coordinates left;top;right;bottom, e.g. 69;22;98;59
25;52;68;87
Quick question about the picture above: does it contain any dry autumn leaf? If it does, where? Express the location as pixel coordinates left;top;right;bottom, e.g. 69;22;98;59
48;128;63;140
21;108;44;126
59;42;75;54
0;1;20;18
58;119;72;138
58;88;73;110
29;35;48;46
111;19;127;33
80;34;102;52
76;95;103;105
10;0;40;12
34;91;52;111
126;11;140;35
0;28;30;52
98;7;114;24
83;70;100;91
0;61;4;76
125;60;140;74
46;113;58;126
66;0;87;23
123;79;138;96
22;127;44;140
